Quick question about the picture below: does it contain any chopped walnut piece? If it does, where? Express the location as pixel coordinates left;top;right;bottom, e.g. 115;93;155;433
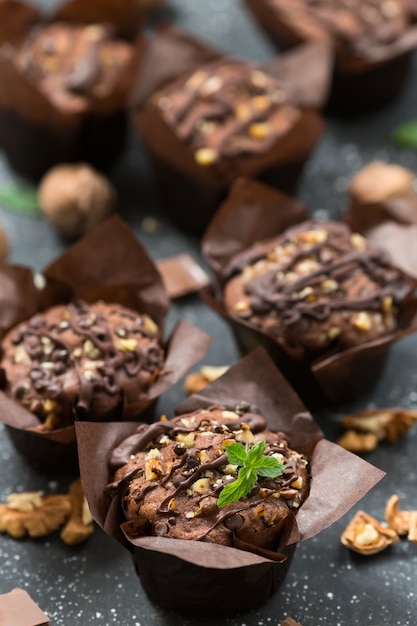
60;478;94;545
337;429;378;452
0;492;71;538
184;365;229;395
408;511;417;545
385;494;417;544
342;408;417;443
341;510;399;555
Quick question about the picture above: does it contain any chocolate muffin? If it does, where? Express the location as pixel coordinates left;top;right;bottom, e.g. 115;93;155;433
15;22;133;104
151;59;303;181
109;405;309;552
0;300;164;429
0;5;139;178
242;0;417;113
223;221;414;361
131;27;327;234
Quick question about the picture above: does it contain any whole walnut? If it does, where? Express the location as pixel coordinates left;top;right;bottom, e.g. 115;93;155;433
39;164;116;239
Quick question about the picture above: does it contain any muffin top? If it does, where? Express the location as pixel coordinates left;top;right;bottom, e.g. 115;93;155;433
151;58;301;171
266;0;417;59
109;405;309;551
0;300;164;428
12;22;134;112
223;220;414;359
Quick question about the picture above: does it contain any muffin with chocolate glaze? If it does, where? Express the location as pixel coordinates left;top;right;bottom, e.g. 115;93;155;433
77;347;386;615
224;221;411;356
109;405;309;552
218;220;417;403
131;26;328;234
0;1;141;178
1;300;164;429
242;0;417;113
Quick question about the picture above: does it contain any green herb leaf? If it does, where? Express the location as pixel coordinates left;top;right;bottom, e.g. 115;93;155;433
392;120;417;149
0;183;39;215
224;442;248;466
218;439;286;507
217;467;257;507
245;439;266;466
257;458;285;478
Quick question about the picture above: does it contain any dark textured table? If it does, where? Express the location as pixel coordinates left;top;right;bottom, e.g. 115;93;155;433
1;1;417;625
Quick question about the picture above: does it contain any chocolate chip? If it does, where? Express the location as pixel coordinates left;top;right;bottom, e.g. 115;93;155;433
174;443;186;456
154;521;170;536
224;513;244;531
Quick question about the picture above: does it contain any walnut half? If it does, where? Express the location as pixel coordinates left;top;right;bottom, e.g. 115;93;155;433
0;491;71;538
60;478;94;546
184;365;229;395
337;430;378;453
341;510;399;555
385;494;417;544
341;408;417;446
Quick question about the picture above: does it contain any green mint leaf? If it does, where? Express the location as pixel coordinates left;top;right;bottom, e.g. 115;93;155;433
245;439;266;466
0;183;39;215
392;120;417;149
218;466;256;507
225;442;247;466
257;458;285;478
219;439;287;506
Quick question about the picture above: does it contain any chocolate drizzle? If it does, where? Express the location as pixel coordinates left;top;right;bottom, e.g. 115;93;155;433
14;21;131;100
109;406;309;548
226;221;414;352
2;300;164;425
268;0;417;58
155;58;298;165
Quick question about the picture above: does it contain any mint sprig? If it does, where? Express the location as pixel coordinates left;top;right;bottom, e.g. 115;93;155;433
392;120;417;149
0;183;39;215
217;440;285;507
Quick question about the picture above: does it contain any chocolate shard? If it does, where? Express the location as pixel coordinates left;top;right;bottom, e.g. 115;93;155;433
0;589;49;626
156;254;210;299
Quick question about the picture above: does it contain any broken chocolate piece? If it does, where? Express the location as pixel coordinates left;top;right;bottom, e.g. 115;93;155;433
0;589;49;626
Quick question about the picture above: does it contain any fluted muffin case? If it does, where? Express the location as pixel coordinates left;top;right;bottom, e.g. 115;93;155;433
76;348;384;617
0;216;211;470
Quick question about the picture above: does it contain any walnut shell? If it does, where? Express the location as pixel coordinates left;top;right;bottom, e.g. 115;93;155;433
342;408;417;443
341;510;399;555
39;163;116;239
0;492;71;538
385;494;417;543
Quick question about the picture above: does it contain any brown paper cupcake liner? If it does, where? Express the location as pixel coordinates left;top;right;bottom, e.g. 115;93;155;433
0;215;211;470
345;194;417;281
75;347;384;616
202;178;417;407
129;25;329;234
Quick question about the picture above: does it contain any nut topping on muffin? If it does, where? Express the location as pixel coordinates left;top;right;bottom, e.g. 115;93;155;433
152;59;300;172
109;406;310;551
14;22;134;108
264;0;416;58
223;220;414;358
1;300;164;428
